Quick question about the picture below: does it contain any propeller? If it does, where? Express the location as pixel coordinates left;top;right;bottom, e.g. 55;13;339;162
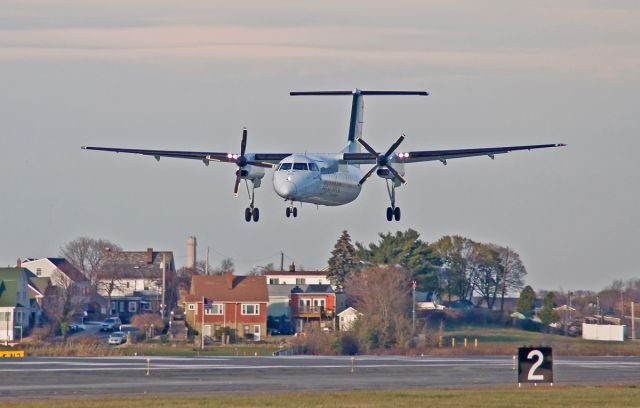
231;128;272;196
357;134;407;185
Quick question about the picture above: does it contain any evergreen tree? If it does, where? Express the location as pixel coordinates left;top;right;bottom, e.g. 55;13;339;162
355;229;439;293
539;292;561;325
517;285;536;317
327;230;357;291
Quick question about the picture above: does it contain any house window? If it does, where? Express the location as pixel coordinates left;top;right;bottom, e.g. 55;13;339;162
295;278;306;285
188;303;196;311
241;304;259;315
128;302;137;313
126;282;130;289
36;268;42;276
243;324;250;334
112;303;117;313
269;278;279;285
205;304;223;315
119;302;125;313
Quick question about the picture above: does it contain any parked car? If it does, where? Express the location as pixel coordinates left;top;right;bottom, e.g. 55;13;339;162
108;331;127;345
68;323;85;332
171;307;185;321
100;317;122;332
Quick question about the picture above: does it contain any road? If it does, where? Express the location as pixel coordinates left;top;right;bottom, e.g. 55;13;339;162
0;355;638;399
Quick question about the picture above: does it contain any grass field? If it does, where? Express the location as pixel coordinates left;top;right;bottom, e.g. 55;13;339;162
4;387;640;408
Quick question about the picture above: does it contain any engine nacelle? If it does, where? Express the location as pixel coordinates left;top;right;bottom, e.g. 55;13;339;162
376;162;405;180
236;165;265;182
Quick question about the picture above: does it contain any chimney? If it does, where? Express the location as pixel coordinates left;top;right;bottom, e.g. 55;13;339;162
224;272;234;290
146;248;153;264
289;262;296;272
16;259;21;268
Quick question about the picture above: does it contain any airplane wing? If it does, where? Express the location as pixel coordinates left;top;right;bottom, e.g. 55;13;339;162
343;143;565;164
81;146;291;165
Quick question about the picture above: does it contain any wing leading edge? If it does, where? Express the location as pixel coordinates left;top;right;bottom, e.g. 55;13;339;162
81;146;291;165
342;143;566;164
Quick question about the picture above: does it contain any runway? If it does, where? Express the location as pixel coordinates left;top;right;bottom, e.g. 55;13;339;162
1;355;638;399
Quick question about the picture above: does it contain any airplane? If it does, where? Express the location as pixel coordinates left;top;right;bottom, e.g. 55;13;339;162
83;89;565;222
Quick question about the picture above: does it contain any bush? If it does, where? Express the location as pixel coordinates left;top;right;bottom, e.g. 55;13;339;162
131;314;165;339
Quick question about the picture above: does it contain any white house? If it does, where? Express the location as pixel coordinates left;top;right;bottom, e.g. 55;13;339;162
0;268;31;342
263;265;331;287
338;307;361;331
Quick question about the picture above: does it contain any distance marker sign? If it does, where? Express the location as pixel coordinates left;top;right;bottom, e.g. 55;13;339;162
518;346;553;384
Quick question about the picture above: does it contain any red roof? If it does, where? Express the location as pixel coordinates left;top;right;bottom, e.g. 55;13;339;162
187;273;268;303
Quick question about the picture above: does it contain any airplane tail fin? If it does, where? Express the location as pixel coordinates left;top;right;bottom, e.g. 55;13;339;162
290;89;428;153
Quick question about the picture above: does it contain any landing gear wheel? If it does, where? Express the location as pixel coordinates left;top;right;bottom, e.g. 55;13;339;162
286;207;291;218
292;207;298;218
394;206;401;221
386;207;393;221
252;207;260;222
244;207;252;222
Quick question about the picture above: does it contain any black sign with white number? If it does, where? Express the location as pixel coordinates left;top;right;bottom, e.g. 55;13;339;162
518;346;553;383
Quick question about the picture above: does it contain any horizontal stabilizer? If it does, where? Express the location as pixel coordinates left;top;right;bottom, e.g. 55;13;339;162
291;90;428;96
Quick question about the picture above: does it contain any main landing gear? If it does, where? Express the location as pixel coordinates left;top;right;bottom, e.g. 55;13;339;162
285;201;298;218
243;181;260;222
385;179;401;222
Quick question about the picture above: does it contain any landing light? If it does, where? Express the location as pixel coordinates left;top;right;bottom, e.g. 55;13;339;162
398;152;410;159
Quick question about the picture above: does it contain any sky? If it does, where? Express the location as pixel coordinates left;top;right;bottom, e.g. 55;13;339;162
1;1;638;292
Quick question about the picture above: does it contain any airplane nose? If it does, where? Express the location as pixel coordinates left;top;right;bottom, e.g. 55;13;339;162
277;181;297;198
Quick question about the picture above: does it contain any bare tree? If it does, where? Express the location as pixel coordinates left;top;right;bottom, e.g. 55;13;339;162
46;273;84;339
488;244;527;312
345;265;412;351
60;237;121;284
213;258;235;274
96;260;127;315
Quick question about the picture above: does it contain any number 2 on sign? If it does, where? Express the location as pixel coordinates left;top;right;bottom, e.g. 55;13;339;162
527;349;544;381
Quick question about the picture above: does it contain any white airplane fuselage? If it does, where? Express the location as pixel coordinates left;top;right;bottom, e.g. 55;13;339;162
271;154;364;206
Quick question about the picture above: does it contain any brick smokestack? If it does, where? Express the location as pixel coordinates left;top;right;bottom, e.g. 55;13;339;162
289;262;295;272
186;236;196;270
146;248;153;264
16;259;21;268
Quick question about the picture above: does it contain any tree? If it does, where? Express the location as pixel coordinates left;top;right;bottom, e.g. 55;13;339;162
248;263;275;276
429;235;475;301
327;230;357;291
213;258;235;274
46;274;84;340
517;285;536;317
539;292;560;325
489;245;527;312
356;229;439;294
345;265;412;351
60;237;121;285
468;242;503;309
96;259;127;315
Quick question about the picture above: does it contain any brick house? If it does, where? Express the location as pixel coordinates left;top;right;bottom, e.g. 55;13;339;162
290;284;336;333
184;273;268;341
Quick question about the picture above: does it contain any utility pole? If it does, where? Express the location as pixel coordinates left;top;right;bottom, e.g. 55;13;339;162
412;280;416;333
161;253;166;319
596;295;601;324
201;296;205;351
280;252;284;272
632;301;636;341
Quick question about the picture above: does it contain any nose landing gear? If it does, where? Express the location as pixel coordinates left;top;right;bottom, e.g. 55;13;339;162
285;202;298;218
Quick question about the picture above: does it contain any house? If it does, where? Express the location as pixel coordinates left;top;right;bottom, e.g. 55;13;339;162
0;268;32;342
263;265;331;287
290;284;336;333
184;273;268;341
337;307;361;331
267;284;307;319
96;247;177;322
19;257;104;318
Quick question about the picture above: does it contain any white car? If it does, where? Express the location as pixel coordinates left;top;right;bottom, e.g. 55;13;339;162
108;331;127;345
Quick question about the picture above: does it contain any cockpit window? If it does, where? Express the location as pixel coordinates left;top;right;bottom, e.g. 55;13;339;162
309;163;319;171
279;163;292;171
293;163;308;171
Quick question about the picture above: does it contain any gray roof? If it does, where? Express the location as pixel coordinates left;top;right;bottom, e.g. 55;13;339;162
305;284;334;294
268;284;309;297
98;249;175;280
